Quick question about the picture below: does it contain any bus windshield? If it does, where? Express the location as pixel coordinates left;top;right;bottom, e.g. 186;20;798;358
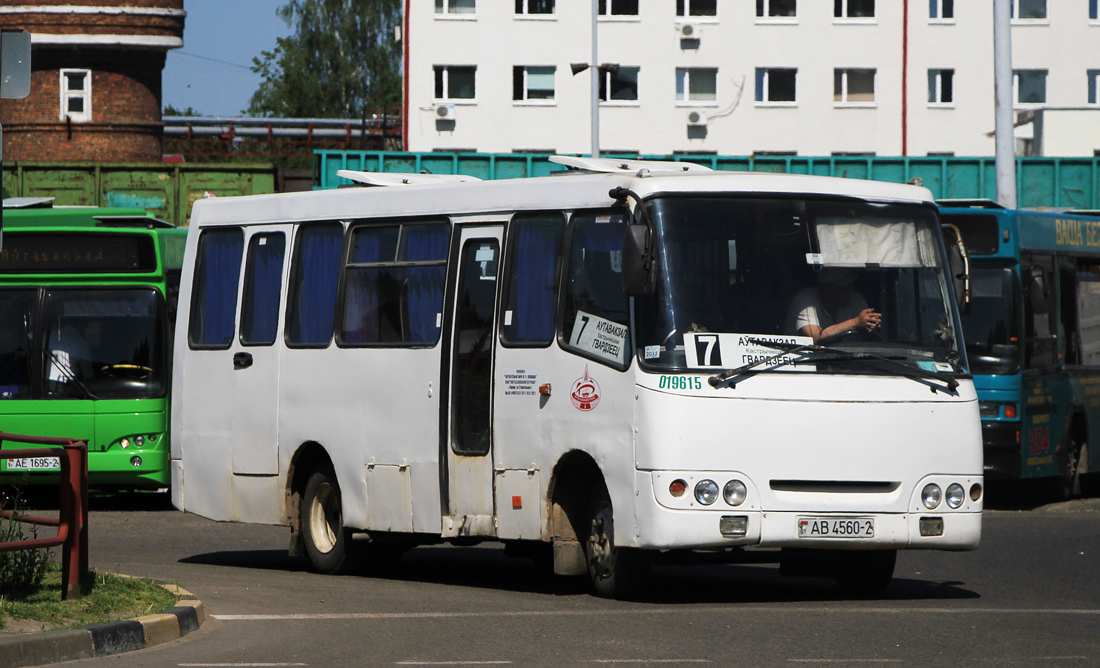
960;266;1020;375
635;196;966;374
0;288;167;400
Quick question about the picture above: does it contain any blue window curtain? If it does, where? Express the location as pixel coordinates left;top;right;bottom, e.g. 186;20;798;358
189;228;244;348
405;223;450;343
241;233;286;345
288;224;343;346
503;214;564;344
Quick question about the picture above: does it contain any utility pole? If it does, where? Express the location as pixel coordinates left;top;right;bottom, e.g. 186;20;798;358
993;0;1016;208
590;0;599;158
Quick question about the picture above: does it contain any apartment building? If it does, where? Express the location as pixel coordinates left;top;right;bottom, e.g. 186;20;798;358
403;0;1100;157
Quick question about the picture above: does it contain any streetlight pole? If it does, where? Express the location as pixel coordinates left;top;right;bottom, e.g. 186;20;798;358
590;0;599;158
993;0;1016;208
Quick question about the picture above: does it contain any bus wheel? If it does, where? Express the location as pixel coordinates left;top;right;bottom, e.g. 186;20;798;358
302;467;356;575
1055;432;1085;500
834;550;896;598
585;489;650;599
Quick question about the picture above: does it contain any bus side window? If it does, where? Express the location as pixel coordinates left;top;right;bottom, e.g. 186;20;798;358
561;210;631;368
286;223;343;347
1024;255;1056;369
339;221;450;346
501;212;565;346
240;232;287;346
1077;263;1100;367
189;227;244;349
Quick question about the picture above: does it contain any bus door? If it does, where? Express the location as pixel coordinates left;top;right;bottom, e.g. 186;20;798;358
442;225;503;537
230;228;289;478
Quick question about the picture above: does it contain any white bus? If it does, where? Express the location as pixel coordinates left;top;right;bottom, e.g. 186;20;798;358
171;158;982;599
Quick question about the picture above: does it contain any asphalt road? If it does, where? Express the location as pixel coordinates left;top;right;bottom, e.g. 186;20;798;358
44;493;1100;668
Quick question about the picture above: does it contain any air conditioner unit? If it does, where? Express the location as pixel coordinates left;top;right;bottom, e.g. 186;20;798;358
687;110;707;126
434;104;454;119
678;24;699;38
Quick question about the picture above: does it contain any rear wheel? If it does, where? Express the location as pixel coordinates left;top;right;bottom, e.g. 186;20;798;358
1055;430;1085;500
301;467;357;574
585;488;650;599
834;550;896;598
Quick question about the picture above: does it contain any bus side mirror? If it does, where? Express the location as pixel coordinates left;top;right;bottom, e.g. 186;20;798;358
622;223;655;297
942;223;971;315
1028;267;1049;315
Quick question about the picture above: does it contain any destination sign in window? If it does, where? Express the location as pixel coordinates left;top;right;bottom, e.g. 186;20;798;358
0;233;156;273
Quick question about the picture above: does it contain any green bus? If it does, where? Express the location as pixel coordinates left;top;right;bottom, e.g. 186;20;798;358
0;202;186;489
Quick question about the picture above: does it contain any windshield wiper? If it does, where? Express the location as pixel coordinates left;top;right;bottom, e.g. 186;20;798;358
707;339;818;389
759;338;959;394
708;338;959;394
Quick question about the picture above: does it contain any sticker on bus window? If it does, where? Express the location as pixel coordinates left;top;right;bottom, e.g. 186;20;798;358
683;333;814;372
570;311;627;364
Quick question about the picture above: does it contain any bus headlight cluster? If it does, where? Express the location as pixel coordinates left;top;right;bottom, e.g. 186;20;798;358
686;479;748;507
118;435;156;450
922;481;982;509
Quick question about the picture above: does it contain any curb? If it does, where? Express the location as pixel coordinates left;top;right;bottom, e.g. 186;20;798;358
0;581;205;668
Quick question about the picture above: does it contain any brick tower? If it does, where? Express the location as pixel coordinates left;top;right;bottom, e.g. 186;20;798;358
0;1;185;162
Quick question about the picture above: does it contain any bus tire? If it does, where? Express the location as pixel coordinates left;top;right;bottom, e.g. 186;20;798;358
1055;428;1085;500
585;489;650;600
302;467;356;575
834;550;896;598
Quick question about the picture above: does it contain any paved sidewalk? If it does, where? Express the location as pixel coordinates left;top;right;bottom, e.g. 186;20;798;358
0;583;205;668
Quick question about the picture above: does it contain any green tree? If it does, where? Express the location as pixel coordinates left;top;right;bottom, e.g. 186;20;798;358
248;0;402;119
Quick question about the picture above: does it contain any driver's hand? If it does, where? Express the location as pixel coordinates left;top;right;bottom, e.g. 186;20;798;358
857;308;882;332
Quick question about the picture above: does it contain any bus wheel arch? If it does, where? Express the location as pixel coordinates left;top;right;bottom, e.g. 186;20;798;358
1058;409;1089;499
547;451;601;577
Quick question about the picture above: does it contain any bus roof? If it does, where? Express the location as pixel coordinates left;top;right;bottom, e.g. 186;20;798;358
2;205;173;230
191;167;935;227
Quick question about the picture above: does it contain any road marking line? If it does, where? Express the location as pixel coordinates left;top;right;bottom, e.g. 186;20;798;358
395;663;513;666
211;607;1100;621
178;664;309;667
593;661;710;664
787;661;902;664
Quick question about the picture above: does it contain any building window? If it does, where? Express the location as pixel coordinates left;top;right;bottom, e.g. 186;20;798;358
1091;0;1098;20
434;65;476;100
834;68;876;104
513;66;556;101
1015;69;1047;104
676;68;718;102
599;0;638;16
60;69;91;122
516;0;554;15
1088;70;1099;105
755;68;797;103
599;66;639;102
928;69;954;104
1012;0;1046;19
757;0;796;18
435;0;475;14
835;0;875;18
929;0;953;19
676;0;717;17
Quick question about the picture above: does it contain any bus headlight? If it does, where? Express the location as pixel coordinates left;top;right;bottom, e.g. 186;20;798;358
921;483;942;509
723;480;747;506
946;483;965;509
130;456;143;468
694;480;719;505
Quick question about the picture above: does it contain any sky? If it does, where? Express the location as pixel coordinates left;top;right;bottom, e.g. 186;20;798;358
162;0;292;117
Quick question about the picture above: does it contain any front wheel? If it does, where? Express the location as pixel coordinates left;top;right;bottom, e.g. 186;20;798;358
301;467;357;574
834;550;896;597
585;489;650;599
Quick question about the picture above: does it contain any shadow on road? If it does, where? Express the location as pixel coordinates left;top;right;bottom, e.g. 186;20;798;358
177;543;980;605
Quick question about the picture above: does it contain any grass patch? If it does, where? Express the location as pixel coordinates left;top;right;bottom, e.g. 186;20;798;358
0;561;179;634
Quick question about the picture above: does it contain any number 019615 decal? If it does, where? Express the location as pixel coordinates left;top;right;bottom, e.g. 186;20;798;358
798;517;875;538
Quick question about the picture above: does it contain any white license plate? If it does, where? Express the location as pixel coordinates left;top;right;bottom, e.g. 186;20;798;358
798;517;875;538
4;457;61;471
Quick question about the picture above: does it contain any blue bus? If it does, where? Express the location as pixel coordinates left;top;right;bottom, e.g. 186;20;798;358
939;201;1100;498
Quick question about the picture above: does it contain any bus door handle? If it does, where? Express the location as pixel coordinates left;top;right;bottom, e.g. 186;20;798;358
233;352;253;370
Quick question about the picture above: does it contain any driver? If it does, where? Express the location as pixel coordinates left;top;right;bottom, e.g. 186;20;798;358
785;267;881;343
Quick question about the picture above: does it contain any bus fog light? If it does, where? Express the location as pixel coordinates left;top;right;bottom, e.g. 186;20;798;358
694;480;719;505
919;517;944;536
921;483;942;509
946;483;965;508
669;479;687;498
720;515;748;537
970;483;983;501
130;456;143;468
723;480;747;506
